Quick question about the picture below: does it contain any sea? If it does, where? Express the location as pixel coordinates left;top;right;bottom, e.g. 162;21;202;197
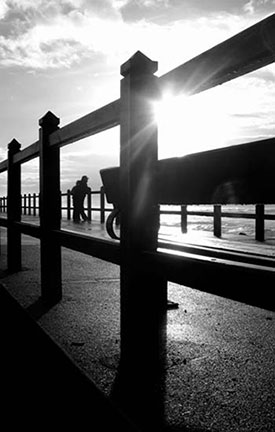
159;204;275;239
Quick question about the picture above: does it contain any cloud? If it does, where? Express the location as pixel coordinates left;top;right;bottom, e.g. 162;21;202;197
0;1;125;69
111;0;169;8
244;0;255;13
131;0;169;5
243;0;275;14
0;0;262;73
0;146;7;161
0;1;9;20
0;0;273;72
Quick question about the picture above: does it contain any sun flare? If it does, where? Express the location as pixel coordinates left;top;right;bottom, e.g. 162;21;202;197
154;90;236;159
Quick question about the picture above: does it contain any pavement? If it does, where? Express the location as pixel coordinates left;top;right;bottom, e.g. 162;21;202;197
0;223;275;431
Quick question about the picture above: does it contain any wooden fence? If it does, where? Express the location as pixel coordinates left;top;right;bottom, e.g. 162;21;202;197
0;188;107;222
0;13;275;430
163;203;275;242
0;192;274;242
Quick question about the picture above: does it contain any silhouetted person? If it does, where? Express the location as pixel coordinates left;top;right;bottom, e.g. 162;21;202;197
71;176;91;223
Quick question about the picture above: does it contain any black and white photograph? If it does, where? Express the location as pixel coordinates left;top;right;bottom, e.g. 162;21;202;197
0;1;274;430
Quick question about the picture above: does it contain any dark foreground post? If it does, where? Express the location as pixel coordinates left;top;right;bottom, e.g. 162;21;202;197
39;112;62;304
114;52;167;431
7;139;22;272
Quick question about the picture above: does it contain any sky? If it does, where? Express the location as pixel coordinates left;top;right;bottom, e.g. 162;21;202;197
0;0;275;195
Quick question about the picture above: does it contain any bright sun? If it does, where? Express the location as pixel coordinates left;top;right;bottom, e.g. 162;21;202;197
154;90;236;159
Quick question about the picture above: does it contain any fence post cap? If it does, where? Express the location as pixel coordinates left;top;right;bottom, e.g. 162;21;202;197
39;111;60;128
8;138;21;154
121;51;158;77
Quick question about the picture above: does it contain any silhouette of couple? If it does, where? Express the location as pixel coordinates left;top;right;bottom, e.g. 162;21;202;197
71;175;91;223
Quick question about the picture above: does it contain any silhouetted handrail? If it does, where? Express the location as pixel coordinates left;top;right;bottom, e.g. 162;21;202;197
159;13;275;95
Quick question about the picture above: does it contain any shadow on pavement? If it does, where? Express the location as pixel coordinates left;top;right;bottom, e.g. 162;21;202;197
0;284;139;431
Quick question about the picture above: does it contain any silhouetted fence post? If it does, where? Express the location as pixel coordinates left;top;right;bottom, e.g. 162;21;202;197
39;111;62;304
7;139;22;272
100;186;105;224
117;51;166;430
181;205;188;233
67;189;71;220
23;193;27;215
87;190;92;221
256;204;265;242
214;204;222;238
28;193;31;215
33;193;36;216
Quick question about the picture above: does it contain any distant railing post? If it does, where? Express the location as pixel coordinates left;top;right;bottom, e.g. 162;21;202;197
100;186;105;224
87;190;92;221
23;193;27;215
117;51;166;430
28;193;31;215
255;204;265;241
33;193;36;216
7;139;22;272
214;204;222;238
39;111;62;304
67;189;71;220
181;205;188;233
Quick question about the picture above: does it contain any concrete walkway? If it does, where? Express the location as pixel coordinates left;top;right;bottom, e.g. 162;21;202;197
0;227;274;431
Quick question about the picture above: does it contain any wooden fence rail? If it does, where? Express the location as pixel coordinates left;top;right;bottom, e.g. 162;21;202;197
0;13;275;430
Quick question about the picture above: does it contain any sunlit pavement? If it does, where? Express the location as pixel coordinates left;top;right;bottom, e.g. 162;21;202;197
0;219;275;431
